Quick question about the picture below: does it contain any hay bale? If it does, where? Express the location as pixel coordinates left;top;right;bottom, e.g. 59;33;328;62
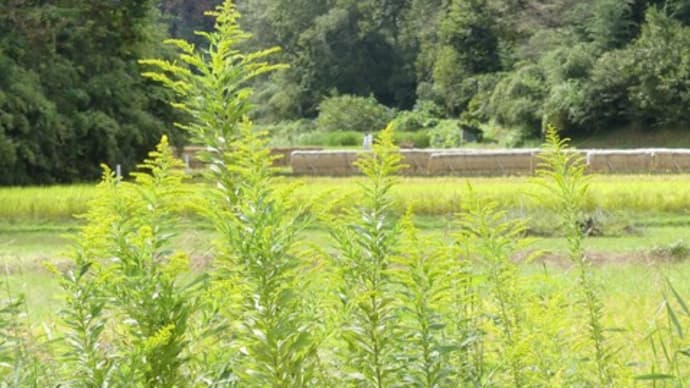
270;147;323;167
585;150;653;174
531;149;589;172
400;150;434;175
290;151;360;176
651;149;690;173
428;150;538;176
290;149;439;176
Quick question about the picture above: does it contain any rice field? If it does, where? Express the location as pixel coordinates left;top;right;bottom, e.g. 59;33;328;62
3;174;690;221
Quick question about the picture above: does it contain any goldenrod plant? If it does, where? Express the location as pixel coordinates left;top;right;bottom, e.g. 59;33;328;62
58;136;203;387
57;169;116;387
142;2;318;385
326;124;404;386
139;1;286;201
456;188;529;386
202;123;318;386
392;208;456;387
537;125;616;385
447;240;485;387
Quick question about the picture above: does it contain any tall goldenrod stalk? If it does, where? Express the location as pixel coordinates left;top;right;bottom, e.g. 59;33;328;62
456;188;528;386
393;208;456;387
537;125;613;385
327;125;403;387
141;2;317;386
59;136;202;386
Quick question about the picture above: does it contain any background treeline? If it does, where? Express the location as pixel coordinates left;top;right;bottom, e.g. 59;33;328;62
234;0;690;145
3;0;690;184
0;1;184;184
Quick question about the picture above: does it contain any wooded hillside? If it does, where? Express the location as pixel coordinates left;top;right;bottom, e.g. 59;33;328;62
2;0;690;183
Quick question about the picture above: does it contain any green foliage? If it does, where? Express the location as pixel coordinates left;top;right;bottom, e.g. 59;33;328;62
12;2;690;386
642;276;690;384
488;65;548;138
326;124;404;386
651;239;690;261
0;0;180;185
58;136;203;386
456;190;530;386
537;125;617;385
259;119;316;146
588;0;637;49
389;110;437;133
204;123;318;386
240;0;416;118
316;95;395;133
393;209;456;387
428;119;462;148
440;0;501;75
393;131;431;148
627;8;690;126
0;285;43;386
144;2;319;385
296;130;363;147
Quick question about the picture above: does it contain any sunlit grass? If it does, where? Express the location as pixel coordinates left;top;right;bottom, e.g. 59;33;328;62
4;175;690;220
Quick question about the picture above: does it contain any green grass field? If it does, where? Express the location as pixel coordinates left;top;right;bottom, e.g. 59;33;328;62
2;174;690;376
4;174;690;220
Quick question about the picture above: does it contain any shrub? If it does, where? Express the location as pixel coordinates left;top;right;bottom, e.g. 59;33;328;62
393;130;431;148
540;43;597;85
389;110;435;132
295;130;363;147
626;9;690;126
259;119;316;146
429;119;462;148
488;65;548;138
651;240;690;261
316;94;395;133
542;79;590;134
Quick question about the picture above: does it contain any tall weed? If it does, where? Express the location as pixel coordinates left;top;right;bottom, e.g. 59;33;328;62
142;1;318;385
326;125;404;386
537;125;618;385
58;137;203;386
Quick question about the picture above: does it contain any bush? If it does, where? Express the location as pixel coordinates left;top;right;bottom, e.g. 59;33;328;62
626;9;690;126
542;80;589;134
295;130;363;146
393;130;431;148
257;119;316;146
579;50;635;131
389;110;435;132
540;43;596;84
429;119;462;148
316;94;395;132
488;65;547;138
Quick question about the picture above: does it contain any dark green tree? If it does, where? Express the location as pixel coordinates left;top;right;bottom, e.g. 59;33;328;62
0;0;179;185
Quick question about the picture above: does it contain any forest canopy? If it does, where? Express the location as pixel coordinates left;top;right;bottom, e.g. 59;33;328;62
1;0;690;184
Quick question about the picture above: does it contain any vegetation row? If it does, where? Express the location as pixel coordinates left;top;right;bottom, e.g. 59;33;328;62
5;0;690;184
0;3;689;386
